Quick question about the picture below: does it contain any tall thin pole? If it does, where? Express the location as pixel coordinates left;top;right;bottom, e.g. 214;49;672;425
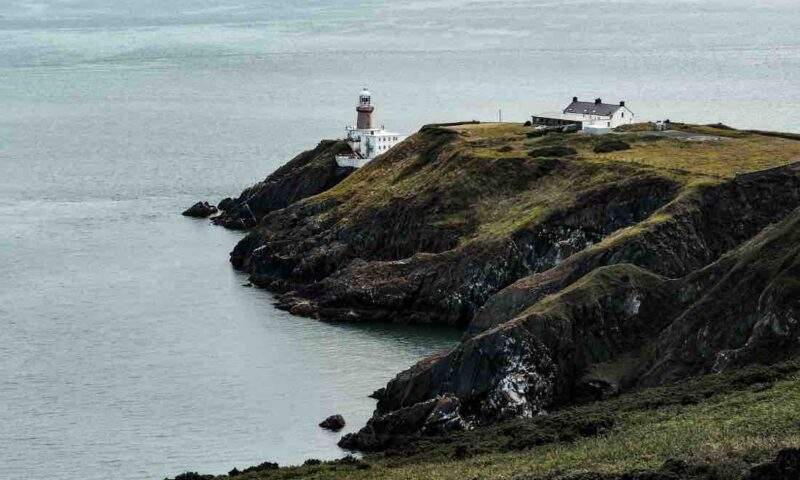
499;109;502;123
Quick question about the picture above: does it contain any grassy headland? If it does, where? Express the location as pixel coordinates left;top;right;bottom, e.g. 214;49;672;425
207;122;800;480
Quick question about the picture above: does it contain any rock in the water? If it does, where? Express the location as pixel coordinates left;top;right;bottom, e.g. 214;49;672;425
319;414;346;431
182;201;218;218
173;473;213;480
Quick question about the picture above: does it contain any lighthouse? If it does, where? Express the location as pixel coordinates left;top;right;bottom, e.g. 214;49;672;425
336;87;406;168
356;88;374;130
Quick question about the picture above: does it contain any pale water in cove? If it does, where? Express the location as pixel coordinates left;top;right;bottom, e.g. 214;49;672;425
1;1;800;479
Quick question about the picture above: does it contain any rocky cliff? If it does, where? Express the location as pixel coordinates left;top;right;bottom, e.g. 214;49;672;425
225;122;800;450
212;140;354;229
342;202;800;449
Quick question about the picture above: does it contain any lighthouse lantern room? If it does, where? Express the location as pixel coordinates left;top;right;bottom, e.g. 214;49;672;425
356;89;374;130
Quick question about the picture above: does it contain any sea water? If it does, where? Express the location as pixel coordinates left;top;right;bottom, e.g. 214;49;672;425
1;1;799;479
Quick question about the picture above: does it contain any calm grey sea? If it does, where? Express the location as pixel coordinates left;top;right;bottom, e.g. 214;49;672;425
1;1;799;479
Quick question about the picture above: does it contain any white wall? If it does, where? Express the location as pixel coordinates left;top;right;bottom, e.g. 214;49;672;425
610;106;635;127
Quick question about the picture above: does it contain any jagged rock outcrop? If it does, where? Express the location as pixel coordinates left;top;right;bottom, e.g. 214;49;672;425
217;197;235;212
319;414;346;431
212;140;355;229
338;395;466;451
341;264;677;449
182;201;218;218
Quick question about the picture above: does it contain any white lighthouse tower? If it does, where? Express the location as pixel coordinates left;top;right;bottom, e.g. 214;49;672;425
336;87;405;168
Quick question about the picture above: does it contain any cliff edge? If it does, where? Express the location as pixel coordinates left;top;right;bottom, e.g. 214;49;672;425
212;139;354;229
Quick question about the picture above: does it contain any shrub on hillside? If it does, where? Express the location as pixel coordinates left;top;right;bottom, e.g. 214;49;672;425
593;139;631;153
528;145;577;158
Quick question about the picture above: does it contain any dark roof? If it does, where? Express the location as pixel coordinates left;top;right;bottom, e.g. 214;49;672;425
563;100;622;117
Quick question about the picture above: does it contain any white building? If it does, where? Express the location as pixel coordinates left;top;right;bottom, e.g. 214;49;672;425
531;97;635;133
335;88;405;168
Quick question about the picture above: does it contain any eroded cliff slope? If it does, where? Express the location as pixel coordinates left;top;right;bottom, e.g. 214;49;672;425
213;140;354;229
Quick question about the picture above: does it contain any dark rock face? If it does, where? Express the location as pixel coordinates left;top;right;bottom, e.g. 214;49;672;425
472;163;800;334
182;201;218;218
639;208;800;385
339;395;466;451
369;387;386;399
213;140;355;229
217;197;234;212
319;414;346;431
374;264;677;422
367;201;800;447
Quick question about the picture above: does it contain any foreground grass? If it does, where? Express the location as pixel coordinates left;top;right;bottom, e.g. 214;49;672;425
178;362;800;480
362;377;799;479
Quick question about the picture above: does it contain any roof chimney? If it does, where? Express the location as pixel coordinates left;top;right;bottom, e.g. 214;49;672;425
620;100;625;107
595;98;602;105
573;96;578;103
